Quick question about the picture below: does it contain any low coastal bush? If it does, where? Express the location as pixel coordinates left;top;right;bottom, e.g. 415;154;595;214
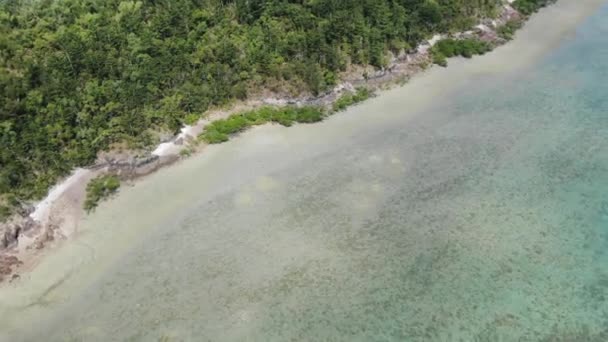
0;194;19;222
497;19;524;41
84;175;121;212
203;130;230;144
294;107;325;123
431;38;491;66
179;148;194;157
200;106;325;144
432;53;448;67
333;88;373;112
513;0;554;15
0;205;10;221
200;89;376;145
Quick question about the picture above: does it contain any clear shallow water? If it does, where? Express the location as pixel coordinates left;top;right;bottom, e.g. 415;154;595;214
5;4;608;342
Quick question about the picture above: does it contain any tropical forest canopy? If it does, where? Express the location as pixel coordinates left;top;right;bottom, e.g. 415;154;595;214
1;0;504;211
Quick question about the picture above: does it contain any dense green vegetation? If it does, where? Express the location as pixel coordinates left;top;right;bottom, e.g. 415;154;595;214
430;38;491;66
0;203;12;222
333;88;372;112
201;87;371;144
497;19;524;41
201;106;325;144
83;175;120;212
0;193;18;221
1;0;505;215
513;0;555;15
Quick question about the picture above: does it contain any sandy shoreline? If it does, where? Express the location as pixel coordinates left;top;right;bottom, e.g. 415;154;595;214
0;0;604;288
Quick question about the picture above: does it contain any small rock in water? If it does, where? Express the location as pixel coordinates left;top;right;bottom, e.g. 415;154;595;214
0;255;23;281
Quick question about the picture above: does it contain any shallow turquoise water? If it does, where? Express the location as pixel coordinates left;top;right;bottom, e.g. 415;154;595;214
4;4;608;342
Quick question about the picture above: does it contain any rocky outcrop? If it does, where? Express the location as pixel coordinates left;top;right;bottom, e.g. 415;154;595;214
103;154;179;179
1;222;21;250
0;217;32;282
0;255;22;283
0;216;38;251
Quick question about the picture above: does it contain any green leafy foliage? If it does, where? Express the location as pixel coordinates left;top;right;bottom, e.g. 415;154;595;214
333;88;373;112
179;148;194;157
201;106;325;144
0;0;504;216
497;19;524;41
84;175;120;212
0;205;11;222
431;38;491;66
0;194;19;221
513;0;555;15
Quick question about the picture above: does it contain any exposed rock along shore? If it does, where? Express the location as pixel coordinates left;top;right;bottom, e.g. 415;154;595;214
0;3;522;283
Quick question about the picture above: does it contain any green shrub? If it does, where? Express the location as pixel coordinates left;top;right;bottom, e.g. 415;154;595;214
0;194;20;222
497;19;524;41
271;109;295;126
333;94;355;112
432;52;448;67
513;0;554;15
243;110;263;124
254;107;277;122
352;88;372;103
213;115;249;135
199;106;326;144
333;88;373;112
179;148;193;157
294;107;324;123
324;71;337;87
201;130;229;144
0;205;11;221
183;113;200;125
84;175;121;212
431;38;491;66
